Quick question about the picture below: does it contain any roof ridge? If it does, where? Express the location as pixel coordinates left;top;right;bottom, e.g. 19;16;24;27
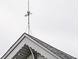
24;33;76;59
1;33;76;59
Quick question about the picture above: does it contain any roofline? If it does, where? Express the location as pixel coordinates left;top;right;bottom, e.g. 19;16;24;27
1;33;77;59
1;33;60;59
1;33;26;59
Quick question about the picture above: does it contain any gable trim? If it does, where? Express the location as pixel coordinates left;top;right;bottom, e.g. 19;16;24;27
25;36;60;59
1;33;25;59
1;33;76;59
1;33;60;59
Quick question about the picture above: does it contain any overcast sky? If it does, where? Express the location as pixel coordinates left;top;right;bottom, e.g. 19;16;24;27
0;0;78;58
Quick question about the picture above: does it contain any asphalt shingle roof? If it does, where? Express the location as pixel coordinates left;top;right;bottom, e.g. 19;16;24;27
1;33;77;59
25;33;76;59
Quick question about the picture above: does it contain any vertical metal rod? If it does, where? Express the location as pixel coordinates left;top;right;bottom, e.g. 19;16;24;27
28;13;30;34
25;0;31;34
28;0;29;11
28;0;30;34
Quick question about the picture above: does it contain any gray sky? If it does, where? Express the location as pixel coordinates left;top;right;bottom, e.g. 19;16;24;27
0;0;78;58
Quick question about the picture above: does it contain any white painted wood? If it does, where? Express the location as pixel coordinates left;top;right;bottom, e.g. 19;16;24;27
24;37;58;59
1;34;60;59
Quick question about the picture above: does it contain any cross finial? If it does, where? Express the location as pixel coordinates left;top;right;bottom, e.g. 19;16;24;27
25;0;32;34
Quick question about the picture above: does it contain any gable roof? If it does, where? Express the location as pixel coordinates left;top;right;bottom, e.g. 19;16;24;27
1;33;76;59
26;33;76;59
